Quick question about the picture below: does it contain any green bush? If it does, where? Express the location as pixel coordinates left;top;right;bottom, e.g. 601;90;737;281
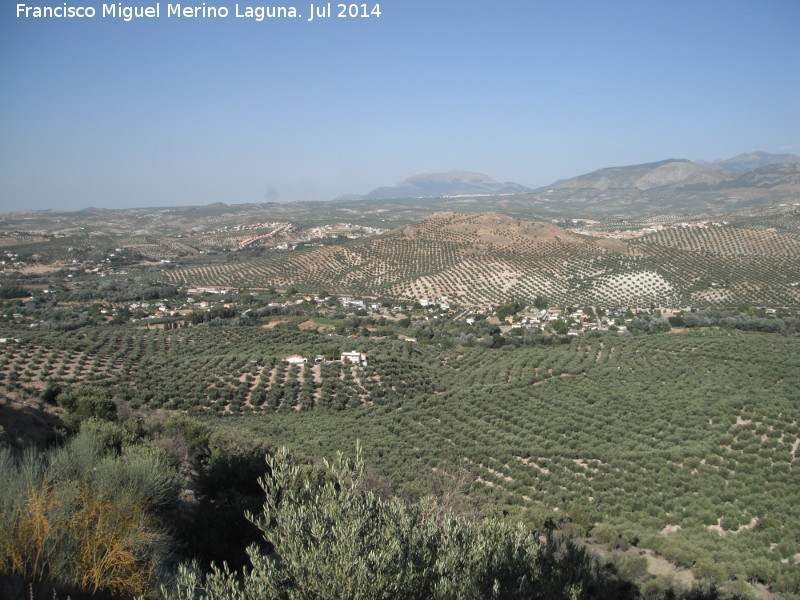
615;552;649;582
57;384;117;432
166;446;634;600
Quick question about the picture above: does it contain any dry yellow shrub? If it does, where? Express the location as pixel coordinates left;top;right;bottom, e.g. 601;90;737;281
73;489;156;598
9;484;57;584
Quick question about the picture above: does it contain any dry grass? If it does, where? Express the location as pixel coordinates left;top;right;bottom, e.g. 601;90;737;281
10;484;58;584
74;492;154;597
1;439;169;600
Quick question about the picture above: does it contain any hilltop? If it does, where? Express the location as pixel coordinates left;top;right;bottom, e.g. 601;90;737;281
393;212;579;246
161;211;800;308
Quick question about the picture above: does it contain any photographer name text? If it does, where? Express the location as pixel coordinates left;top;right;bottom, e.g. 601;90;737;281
16;2;381;22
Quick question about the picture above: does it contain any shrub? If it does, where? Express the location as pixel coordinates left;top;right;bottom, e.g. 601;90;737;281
166;446;634;600
57;384;117;432
615;552;649;582
0;431;177;599
172;428;271;571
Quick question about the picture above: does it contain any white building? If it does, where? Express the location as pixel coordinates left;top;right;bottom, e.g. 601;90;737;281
284;355;307;364
341;351;368;366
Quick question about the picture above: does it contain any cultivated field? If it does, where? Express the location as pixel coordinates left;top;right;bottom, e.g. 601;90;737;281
157;212;800;308
2;324;798;594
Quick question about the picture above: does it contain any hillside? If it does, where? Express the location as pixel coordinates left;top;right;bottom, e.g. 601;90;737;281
552;160;740;191
161;211;800;308
726;162;800;189
3;321;799;596
552;152;800;193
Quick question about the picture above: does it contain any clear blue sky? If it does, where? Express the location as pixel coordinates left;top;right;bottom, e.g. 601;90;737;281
1;0;798;212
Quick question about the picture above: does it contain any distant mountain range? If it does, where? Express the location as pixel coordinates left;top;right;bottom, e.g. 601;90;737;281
338;151;799;202
3;151;798;225
697;150;800;173
551;152;800;192
337;171;533;201
551;159;737;191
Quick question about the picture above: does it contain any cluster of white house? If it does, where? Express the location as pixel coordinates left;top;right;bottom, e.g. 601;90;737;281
284;351;367;366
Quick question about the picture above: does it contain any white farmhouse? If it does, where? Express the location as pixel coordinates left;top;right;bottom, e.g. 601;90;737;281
341;351;368;366
284;355;307;365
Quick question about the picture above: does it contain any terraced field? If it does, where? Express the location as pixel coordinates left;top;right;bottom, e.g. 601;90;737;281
160;212;800;308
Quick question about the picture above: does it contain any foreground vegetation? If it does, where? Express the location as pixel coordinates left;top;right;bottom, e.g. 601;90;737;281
1;311;798;597
0;424;762;600
0;426;177;598
167;446;638;600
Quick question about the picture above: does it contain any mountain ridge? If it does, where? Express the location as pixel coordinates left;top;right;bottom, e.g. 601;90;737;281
551;159;739;191
3;151;798;222
335;151;799;203
548;151;799;192
338;170;533;201
698;150;800;173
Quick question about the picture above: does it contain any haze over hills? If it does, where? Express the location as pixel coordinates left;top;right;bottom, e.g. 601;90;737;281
333;151;799;203
698;150;800;173
338;171;533;201
550;159;739;191
324;151;800;219
2;151;798;232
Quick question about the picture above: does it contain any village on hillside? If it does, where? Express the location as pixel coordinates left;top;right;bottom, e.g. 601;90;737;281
5;277;796;342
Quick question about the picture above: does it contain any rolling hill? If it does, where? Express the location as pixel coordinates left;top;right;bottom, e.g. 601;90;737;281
161;211;800;308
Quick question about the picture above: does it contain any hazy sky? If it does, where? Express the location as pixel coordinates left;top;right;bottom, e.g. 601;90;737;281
1;0;798;213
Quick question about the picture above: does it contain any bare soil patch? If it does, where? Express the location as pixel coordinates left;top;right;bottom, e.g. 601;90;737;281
262;319;291;328
17;264;70;274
